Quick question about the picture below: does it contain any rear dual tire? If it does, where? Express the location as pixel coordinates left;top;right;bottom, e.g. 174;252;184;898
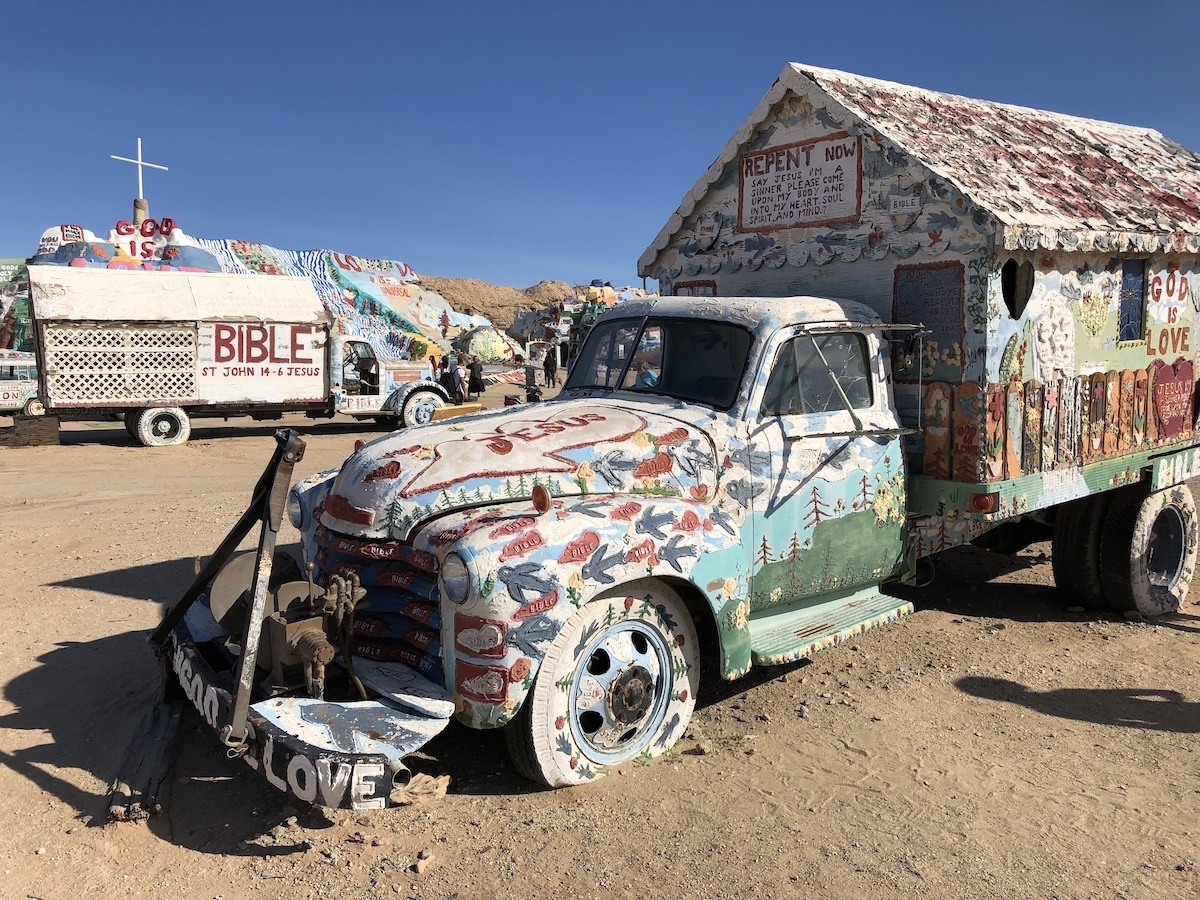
1100;483;1197;616
1053;484;1197;616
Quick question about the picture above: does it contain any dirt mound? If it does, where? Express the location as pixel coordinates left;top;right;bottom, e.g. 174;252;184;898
417;275;573;330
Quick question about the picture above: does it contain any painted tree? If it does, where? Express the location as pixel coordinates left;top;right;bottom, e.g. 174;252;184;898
756;536;773;566
854;475;873;511
936;520;952;553
804;485;831;528
786;531;801;560
384;496;408;532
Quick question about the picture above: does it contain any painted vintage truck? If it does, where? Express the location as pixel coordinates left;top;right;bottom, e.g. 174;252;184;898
156;292;1200;809
25;265;449;445
0;349;41;415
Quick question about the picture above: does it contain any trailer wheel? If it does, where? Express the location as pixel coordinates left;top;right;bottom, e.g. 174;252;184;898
1051;494;1110;608
21;398;45;416
123;410;141;438
401;389;445;428
136;407;191;447
1100;483;1197;616
504;579;699;787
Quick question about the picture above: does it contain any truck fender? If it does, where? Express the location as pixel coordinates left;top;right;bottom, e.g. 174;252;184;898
445;499;750;728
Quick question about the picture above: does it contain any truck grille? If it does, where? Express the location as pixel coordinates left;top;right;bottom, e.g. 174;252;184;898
313;523;444;685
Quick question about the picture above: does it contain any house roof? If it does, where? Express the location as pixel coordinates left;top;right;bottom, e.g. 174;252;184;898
639;64;1200;275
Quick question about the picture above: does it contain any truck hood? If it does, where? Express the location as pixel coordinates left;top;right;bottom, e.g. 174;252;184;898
320;399;719;540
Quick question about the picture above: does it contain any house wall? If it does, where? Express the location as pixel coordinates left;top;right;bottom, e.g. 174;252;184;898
946;251;1200;483
646;90;991;383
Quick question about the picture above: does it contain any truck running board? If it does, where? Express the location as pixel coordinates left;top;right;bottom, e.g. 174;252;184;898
748;588;913;665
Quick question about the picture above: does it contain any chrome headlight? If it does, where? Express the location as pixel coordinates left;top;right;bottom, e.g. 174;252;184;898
440;552;471;604
287;470;337;532
286;485;305;529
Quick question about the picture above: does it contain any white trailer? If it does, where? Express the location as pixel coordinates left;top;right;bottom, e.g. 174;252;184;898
27;266;449;445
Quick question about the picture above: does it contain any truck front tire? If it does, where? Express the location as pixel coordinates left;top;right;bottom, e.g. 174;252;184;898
1100;483;1197;616
136;407;191;447
504;579;699;787
401;389;445;428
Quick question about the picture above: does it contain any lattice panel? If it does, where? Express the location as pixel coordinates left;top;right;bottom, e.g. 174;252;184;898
43;324;198;403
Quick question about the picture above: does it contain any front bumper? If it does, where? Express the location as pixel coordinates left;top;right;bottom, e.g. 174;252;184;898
169;606;452;810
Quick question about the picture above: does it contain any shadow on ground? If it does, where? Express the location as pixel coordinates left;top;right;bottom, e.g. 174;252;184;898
48;556;200;604
957;675;1200;733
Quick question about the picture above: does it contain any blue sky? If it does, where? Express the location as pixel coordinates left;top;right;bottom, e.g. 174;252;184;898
2;1;1197;291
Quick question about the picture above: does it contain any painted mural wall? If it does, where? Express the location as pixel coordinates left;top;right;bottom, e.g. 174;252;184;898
648;91;991;385
0;259;31;353
915;253;1200;485
21;220;491;363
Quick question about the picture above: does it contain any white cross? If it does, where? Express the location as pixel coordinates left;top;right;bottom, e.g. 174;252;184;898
110;137;169;200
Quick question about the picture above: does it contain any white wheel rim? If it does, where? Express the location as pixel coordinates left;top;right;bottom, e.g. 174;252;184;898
568;619;673;763
412;398;438;424
1147;505;1187;591
152;414;180;440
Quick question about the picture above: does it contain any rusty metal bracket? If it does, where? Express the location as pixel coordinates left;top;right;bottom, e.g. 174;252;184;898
148;428;306;743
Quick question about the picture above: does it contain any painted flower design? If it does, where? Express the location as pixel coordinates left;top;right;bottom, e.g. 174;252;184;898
509;657;532;683
987;392;1005;424
574;461;595;492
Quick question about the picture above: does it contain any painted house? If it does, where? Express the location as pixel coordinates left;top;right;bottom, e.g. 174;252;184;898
639;63;1200;487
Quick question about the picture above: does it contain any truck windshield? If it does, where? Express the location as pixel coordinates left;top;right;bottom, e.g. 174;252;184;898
565;316;752;410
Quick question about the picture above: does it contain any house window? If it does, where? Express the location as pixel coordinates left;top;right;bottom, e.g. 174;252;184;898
1000;258;1034;319
1118;259;1147;342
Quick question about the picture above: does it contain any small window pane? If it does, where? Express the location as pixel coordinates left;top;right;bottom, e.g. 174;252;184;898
1119;260;1146;342
568;319;641;388
761;333;872;416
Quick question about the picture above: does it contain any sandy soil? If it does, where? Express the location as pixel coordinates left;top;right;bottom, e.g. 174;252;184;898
1;401;1199;900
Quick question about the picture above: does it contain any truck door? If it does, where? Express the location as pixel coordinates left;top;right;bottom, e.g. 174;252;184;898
743;327;906;610
342;340;381;396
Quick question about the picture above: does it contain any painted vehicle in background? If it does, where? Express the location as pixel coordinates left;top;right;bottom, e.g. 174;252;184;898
0;350;41;415
25;266;450;445
158;293;1200;809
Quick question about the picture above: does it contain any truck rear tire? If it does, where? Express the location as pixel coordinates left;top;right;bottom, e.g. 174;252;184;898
401;389;445;428
136;407;191;447
1100;483;1197;616
1051;494;1110;608
504;579;699;787
21;398;45;416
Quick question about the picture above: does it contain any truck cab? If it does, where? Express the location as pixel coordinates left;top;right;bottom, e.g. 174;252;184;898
0;351;41;416
166;295;930;807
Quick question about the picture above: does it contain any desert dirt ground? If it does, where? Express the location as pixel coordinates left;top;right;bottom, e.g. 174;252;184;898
1;397;1199;900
